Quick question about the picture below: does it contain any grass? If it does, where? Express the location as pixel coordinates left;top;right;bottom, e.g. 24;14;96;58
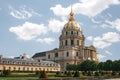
0;77;38;80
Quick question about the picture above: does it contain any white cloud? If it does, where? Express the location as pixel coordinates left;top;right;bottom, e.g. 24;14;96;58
86;36;93;41
91;18;101;24
87;32;120;49
93;40;112;49
50;0;120;17
97;54;106;60
9;6;41;19
48;19;67;33
106;19;120;31
105;50;112;55
102;32;120;42
36;38;55;44
9;22;47;40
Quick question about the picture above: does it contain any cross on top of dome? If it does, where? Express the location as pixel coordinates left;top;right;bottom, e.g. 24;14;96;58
69;7;75;21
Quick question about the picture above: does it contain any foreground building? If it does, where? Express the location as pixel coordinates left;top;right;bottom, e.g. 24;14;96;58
33;9;99;71
0;54;60;71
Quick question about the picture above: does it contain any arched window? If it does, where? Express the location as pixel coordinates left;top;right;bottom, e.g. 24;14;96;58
55;53;58;57
14;67;16;71
77;40;79;45
65;40;68;46
71;40;74;46
66;52;69;57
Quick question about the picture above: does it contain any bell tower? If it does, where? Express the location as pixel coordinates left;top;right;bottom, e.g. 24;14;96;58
59;9;85;49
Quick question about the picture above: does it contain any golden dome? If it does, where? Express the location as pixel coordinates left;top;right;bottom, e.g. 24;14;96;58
63;8;81;31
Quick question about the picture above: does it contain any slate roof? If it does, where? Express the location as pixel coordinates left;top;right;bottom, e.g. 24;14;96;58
32;52;46;58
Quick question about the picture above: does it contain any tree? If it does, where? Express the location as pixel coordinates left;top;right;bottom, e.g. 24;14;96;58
104;60;113;71
98;62;104;71
66;64;77;71
78;60;98;71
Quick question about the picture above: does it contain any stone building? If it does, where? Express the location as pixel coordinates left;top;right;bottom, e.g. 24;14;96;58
0;54;60;71
33;9;99;71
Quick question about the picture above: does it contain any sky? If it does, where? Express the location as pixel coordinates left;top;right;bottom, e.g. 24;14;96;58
0;0;120;61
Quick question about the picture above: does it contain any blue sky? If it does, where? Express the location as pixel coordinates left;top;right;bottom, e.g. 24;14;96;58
0;0;120;61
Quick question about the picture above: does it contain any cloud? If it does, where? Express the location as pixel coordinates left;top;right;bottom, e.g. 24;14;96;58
9;6;41;19
93;40;112;49
86;36;93;41
106;19;120;31
105;50;112;55
48;19;67;32
50;0;120;17
97;54;106;60
36;38;55;44
102;32;120;42
9;22;47;40
91;18;101;24
87;32;120;49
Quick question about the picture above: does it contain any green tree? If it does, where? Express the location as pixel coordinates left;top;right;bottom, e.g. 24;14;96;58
66;64;77;71
78;60;98;71
104;60;113;71
98;62;104;71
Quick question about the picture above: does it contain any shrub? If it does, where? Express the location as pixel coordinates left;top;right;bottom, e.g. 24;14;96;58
94;72;100;76
39;71;48;79
67;71;72;77
73;71;79;77
87;71;92;76
35;71;40;75
2;70;11;76
111;71;117;76
56;71;62;76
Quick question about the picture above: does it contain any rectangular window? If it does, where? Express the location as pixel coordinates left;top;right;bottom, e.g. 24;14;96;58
77;40;79;45
55;53;58;57
66;52;69;57
71;40;74;46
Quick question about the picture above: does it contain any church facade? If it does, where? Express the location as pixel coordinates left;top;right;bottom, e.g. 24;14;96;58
33;10;99;71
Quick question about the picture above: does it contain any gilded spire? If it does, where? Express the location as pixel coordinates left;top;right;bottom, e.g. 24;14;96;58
69;7;75;21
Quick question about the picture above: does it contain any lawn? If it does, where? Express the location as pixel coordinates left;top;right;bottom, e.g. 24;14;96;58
0;77;38;80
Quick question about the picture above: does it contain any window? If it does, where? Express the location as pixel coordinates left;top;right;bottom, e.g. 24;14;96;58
71;40;74;46
77;31;78;35
66;52;69;57
76;52;78;56
77;40;79;45
65;40;68;46
55;53;58;57
66;31;68;35
48;54;50;59
71;31;73;35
